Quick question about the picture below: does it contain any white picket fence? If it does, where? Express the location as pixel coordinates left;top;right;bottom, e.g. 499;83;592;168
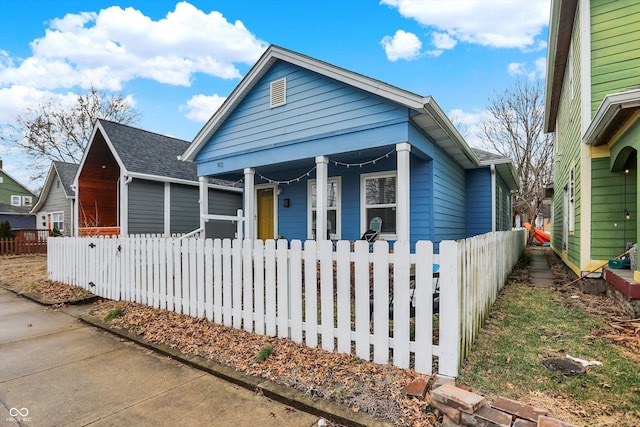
48;229;525;378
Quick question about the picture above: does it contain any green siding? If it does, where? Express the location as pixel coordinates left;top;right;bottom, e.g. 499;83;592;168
551;9;582;270
0;171;36;205
591;0;640;114
591;158;636;258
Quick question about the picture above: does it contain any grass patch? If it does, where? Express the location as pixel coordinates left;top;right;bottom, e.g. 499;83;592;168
104;307;123;322
458;282;640;421
253;345;274;363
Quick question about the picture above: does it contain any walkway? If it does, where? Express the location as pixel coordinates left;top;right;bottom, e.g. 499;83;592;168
528;248;556;287
0;287;321;427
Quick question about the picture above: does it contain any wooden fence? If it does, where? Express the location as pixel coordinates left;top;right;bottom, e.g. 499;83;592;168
48;229;525;378
0;229;49;256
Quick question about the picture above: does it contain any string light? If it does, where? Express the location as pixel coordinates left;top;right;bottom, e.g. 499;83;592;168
257;166;317;185
331;149;395;168
252;148;395;185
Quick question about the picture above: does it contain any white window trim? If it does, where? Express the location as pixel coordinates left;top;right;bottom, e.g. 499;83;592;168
308;177;341;240
11;195;21;206
22;195;32;207
51;211;64;231
360;170;397;240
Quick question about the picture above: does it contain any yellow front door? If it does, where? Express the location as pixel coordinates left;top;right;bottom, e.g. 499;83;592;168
257;188;274;240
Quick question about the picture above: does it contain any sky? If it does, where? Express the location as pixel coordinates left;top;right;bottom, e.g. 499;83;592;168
0;0;550;192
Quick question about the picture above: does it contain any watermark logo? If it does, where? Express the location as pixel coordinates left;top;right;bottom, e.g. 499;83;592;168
7;407;31;423
9;408;28;417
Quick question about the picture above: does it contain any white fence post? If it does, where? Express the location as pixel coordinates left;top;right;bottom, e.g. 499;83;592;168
438;240;460;379
303;240;318;348
372;240;390;364
47;229;526;380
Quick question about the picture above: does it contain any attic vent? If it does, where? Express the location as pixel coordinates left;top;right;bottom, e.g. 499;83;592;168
270;78;286;108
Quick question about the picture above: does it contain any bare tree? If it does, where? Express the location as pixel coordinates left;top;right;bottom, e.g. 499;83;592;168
478;79;553;238
2;86;140;179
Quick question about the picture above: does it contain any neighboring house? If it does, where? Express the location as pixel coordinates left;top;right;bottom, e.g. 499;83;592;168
74;119;242;238
181;45;519;249
545;0;640;278
31;161;78;236
0;159;37;230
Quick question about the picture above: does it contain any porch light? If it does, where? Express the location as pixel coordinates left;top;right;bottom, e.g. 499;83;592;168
626;210;631;220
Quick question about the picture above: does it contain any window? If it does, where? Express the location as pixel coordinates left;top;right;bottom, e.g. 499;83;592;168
22;196;32;207
362;172;396;236
11;195;21;206
308;178;340;239
52;212;64;231
569;166;575;232
270;78;286;108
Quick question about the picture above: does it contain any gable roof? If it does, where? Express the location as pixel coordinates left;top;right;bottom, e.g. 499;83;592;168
30;161;78;213
53;161;78;197
471;148;520;191
0;202;33;215
181;44;479;169
0;164;37;198
96;119;199;183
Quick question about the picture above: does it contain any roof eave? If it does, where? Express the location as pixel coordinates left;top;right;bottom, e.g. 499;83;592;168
420;97;479;168
583;89;640;146
544;0;578;133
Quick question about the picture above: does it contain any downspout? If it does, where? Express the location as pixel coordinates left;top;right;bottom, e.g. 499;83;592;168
491;165;496;232
120;175;132;236
71;184;78;236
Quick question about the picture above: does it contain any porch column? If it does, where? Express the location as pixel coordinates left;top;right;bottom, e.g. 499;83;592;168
316;156;328;241
244;168;255;240
199;176;208;233
396;143;411;242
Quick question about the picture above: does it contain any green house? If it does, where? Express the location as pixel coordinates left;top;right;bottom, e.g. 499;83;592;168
545;0;640;307
0;160;38;230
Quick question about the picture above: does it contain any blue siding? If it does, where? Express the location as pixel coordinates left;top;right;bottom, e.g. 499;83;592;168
496;174;512;231
253;152;439;247
0;214;35;230
466;168;492;236
433;146;466;243
410;156;433;246
196;61;411;176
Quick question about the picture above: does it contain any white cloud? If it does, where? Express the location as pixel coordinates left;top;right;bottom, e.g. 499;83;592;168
0;2;267;91
507;57;546;80
381;0;550;50
432;32;457;50
381;30;423;61
448;108;489;147
180;93;226;122
508;62;526;77
0;86;77;123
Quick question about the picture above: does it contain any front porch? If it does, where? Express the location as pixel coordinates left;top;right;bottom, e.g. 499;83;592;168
603;267;640;316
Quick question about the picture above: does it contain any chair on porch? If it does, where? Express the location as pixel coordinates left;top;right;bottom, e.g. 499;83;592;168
361;217;382;251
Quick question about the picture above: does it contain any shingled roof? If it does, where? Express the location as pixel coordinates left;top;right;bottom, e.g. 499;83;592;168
470;147;520;191
53;161;78;197
98;119;198;182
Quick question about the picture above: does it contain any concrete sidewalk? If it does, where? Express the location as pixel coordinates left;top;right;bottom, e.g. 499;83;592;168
0;288;322;427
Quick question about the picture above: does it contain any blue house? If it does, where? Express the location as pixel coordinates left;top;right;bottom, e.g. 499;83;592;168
181;45;518;248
